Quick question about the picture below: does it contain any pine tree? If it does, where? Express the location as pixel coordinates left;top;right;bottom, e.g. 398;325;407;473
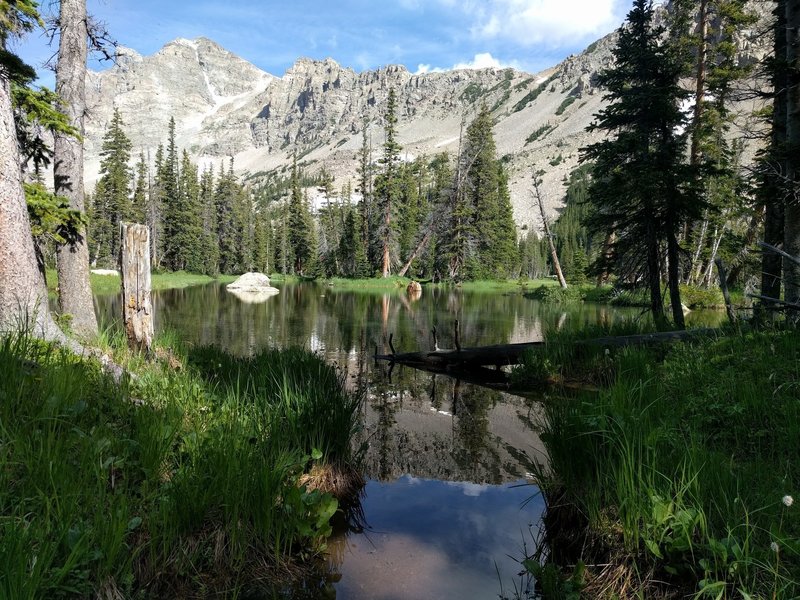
356;118;374;270
160;117;181;270
175;150;203;272
149;145;164;267
198;165;220;275
375;88;402;277
216;160;241;273
93;108;132;264
131;151;148;224
582;0;700;328
288;154;313;275
253;207;272;274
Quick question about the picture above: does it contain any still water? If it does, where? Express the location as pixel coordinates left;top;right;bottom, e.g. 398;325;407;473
95;282;723;599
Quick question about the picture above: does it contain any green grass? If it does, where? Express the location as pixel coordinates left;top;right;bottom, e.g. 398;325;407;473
323;275;413;290
527;283;729;310
46;269;237;296
525;329;800;598
428;278;557;293
0;331;362;598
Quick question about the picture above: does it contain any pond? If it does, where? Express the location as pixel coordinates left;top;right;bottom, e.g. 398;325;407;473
94;282;724;599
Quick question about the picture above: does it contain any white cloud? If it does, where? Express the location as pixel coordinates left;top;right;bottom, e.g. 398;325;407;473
463;0;624;46
453;52;517;70
415;52;516;75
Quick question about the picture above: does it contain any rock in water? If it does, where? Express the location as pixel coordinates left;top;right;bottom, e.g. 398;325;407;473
406;281;422;300
226;273;279;303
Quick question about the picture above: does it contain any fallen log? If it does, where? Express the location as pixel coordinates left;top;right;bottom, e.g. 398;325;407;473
576;327;719;349
375;341;543;368
375;328;720;370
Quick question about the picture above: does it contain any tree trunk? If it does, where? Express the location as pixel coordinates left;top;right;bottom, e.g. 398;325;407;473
399;228;432;277
784;0;800;306
686;217;708;284
0;64;65;341
534;176;567;288
703;225;723;287
690;0;709;168
762;0;788;312
596;230;615;286
646;218;666;328
54;0;98;338
667;229;685;329
120;223;153;354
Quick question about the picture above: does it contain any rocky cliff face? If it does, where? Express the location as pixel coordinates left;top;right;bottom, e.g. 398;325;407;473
83;2;772;231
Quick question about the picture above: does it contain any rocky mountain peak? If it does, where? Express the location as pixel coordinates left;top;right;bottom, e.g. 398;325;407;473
83;1;772;232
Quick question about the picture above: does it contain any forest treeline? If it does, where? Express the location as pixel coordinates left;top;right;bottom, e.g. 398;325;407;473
84;92;522;283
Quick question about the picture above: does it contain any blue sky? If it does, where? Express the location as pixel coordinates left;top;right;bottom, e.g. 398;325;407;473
15;0;630;85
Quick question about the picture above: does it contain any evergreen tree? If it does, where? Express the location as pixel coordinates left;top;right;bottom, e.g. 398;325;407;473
582;0;700;328
131;151;148;224
356;118;374;269
288;154;313;275
445;106;517;280
375;88;402;277
93;108;132;265
551;164;594;282
253;207;272;274
198;165;220;275
149;145;164;266
216;159;244;273
174;149;203;272
160;117;181;269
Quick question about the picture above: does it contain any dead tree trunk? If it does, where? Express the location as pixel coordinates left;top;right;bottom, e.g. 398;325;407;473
533;174;567;288
120;223;153;354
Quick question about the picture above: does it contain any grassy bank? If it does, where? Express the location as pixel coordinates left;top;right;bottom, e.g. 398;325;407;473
0;332;362;598
520;328;799;598
45;269;237;296
526;283;737;309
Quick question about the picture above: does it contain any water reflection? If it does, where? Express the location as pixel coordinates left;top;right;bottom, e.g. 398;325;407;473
326;476;544;600
93;283;725;599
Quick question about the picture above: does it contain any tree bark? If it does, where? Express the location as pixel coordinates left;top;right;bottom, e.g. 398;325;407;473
54;0;98;338
534;176;567;288
596;230;615;286
0;62;66;341
667;228;685;329
690;0;709;168
120;223;153;354
784;0;800;306
646;217;666;329
762;0;788;311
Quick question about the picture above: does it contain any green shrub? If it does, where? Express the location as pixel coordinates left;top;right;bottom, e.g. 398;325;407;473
526;284;585;303
679;284;724;308
555;96;578;115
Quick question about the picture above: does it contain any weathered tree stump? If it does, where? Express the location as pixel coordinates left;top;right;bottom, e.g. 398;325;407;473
120;223;153;354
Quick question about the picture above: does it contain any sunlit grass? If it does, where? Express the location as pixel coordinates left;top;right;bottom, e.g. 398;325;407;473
0;329;362;597
527;329;800;598
45;269;237;296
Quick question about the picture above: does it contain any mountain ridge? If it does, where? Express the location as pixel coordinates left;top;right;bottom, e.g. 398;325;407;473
82;2;770;231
